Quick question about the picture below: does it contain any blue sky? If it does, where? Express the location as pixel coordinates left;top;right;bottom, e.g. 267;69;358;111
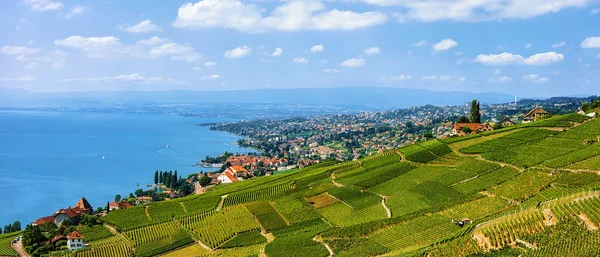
0;0;599;96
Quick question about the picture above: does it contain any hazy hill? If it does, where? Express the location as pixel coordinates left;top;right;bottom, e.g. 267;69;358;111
0;87;515;108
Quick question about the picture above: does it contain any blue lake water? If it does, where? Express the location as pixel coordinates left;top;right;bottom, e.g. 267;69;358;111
0;110;253;226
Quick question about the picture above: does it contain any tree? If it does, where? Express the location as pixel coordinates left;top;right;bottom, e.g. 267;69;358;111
457;116;470;123
22;225;45;250
154;170;159;184
470;99;481;124
424;132;434;139
582;102;591;112
12;221;21;232
135;188;144;197
114;194;121;203
0;227;2;234
461;127;472;134
179;182;194;196
95;207;103;213
494;123;504;130
198;176;211;187
165;175;171;188
159;171;163;184
106;202;110;213
174;170;178;180
128;193;134;199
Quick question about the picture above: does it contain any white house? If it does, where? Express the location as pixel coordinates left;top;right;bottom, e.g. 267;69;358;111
67;231;85;251
217;170;237;183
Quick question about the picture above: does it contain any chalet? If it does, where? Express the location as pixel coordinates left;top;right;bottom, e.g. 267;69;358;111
135;196;152;205
498;117;516;127
452;123;494;136
66;231;85;251
523;107;550;123
217;166;249;184
109;201;133;211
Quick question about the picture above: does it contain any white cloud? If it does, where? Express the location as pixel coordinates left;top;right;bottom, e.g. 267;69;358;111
474;52;563;65
200;74;221;80
525;43;532;48
591;8;600;15
597;53;600;58
292;57;308;64
494;68;501;74
432;39;458;51
488;76;513;82
422;75;438;80
172;0;388;33
54;35;201;62
271;47;283;57
459;76;467;82
388;74;412;80
361;0;592;22
136;37;169;45
118;20;161;33
439;76;452;81
581;37;600;48
64;5;89;19
454;52;463;56
23;0;63;11
204;61;217;66
224;45;251;58
322;68;339;73
192;66;202;71
414;40;428;47
524;52;564;65
1;75;36;82
551;41;565;48
523;74;550;83
364;47;380;55
64;73;189;85
340;58;365;67
310;45;324;52
1;45;40;57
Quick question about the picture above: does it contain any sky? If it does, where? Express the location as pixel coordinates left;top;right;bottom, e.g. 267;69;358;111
0;0;599;97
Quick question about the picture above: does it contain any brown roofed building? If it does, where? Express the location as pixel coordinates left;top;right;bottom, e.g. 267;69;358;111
33;216;55;226
73;197;93;215
523;107;550;123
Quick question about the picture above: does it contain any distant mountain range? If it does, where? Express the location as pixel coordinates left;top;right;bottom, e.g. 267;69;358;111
0;87;552;108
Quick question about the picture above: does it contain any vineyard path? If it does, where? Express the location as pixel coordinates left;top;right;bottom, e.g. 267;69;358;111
216;195;228;211
104;224;134;249
378;194;392;218
577;212;599;231
312;235;334;257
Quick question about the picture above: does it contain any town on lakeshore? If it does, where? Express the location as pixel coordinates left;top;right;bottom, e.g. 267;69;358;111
3;96;600;257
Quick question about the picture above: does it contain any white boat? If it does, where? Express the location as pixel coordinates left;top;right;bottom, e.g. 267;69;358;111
166;144;169;148
102;156;105;160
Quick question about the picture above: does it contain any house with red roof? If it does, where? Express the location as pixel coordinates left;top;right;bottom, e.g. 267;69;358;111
217;166;250;184
452;123;494;136
109;201;133;211
31;198;93;226
66;230;85;251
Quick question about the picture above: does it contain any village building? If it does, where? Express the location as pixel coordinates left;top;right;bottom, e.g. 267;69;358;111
498;117;516;127
452;123;494;136
66;231;85;251
32;198;93;226
109;201;133;211
523;107;551;123
135;196;152;205
217;166;250;184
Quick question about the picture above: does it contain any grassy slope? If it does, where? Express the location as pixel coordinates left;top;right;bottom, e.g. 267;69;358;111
95;113;600;257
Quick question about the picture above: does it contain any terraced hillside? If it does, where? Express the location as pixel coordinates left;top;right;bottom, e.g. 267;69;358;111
50;112;600;257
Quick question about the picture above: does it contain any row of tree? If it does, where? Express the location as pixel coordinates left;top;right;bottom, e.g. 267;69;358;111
581;99;600;112
1;221;21;234
154;170;181;188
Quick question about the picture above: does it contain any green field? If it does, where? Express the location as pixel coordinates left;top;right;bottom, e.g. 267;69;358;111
83;111;600;256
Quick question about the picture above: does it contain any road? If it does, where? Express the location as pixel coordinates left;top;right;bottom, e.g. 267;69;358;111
12;239;30;257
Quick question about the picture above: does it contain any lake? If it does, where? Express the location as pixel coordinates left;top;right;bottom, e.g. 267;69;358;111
0;110;253;226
